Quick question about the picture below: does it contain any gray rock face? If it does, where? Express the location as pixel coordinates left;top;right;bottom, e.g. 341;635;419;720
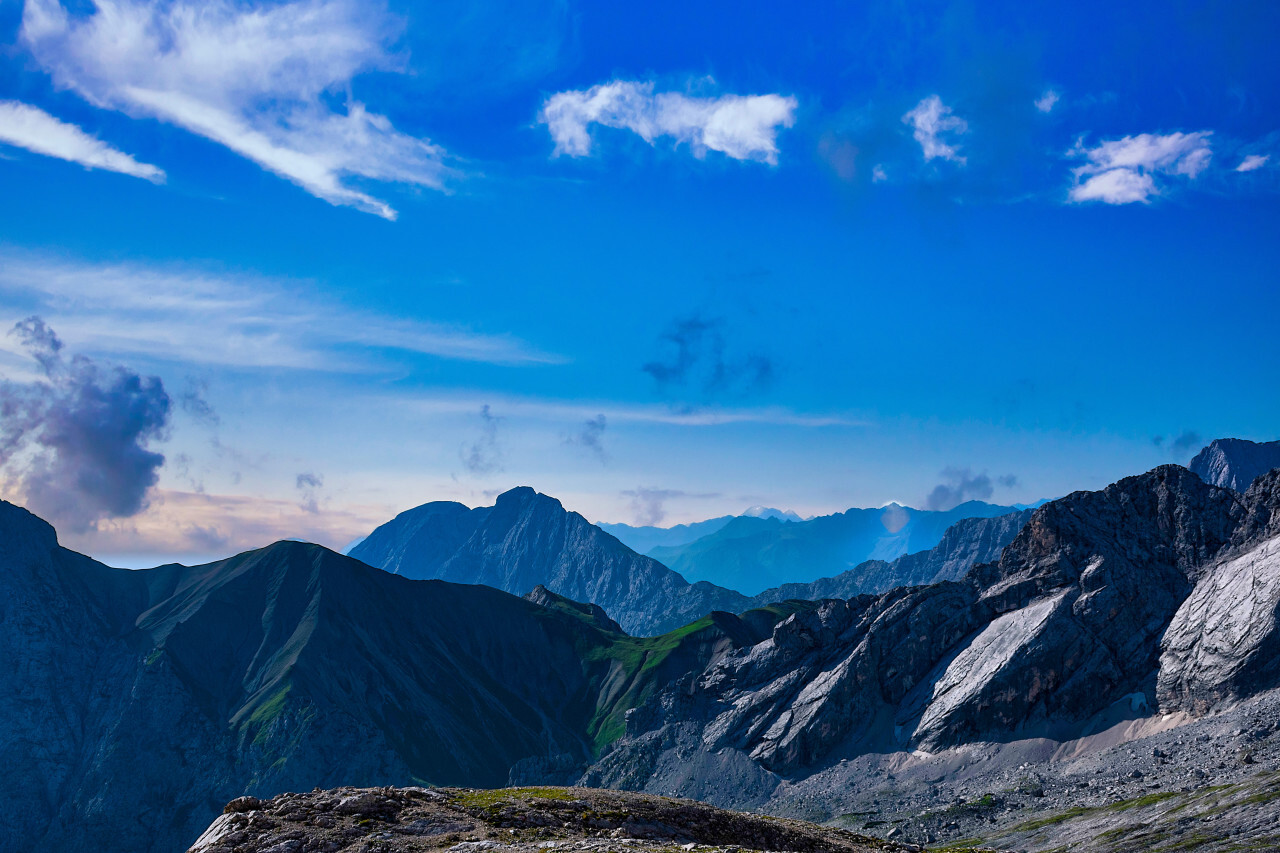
595;465;1275;785
350;487;750;635
1159;533;1280;714
1190;437;1280;492
1159;469;1280;714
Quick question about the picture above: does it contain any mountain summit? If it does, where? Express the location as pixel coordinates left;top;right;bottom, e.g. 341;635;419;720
1190;437;1280;492
348;486;750;635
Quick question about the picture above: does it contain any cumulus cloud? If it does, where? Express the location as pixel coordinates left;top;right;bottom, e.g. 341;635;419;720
924;467;1016;511
902;95;967;164
0;100;164;181
564;414;607;463
1068;131;1212;204
643;315;773;402
1237;154;1269;172
0;316;171;531
1034;89;1060;114
21;0;449;219
540;80;797;164
460;404;503;475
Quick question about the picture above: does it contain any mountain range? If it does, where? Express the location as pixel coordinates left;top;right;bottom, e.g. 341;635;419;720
5;436;1280;852
599;506;803;555
350;487;1034;633
601;499;1029;595
587;462;1280;799
0;501;825;852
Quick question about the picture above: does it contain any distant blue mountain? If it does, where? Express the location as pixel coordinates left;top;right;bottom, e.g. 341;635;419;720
645;500;1026;595
596;515;739;555
598;506;804;555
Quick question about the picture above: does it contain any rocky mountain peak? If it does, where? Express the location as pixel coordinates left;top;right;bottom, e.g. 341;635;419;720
349;488;750;635
1190;437;1280;492
493;485;552;512
1231;467;1280;549
0;498;60;555
982;464;1242;598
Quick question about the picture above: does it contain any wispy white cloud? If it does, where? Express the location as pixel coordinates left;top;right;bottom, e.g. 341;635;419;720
0;250;561;369
1034;89;1060;114
0;99;163;181
397;391;862;429
1237;153;1269;172
1068;131;1212;204
54;487;393;565
539;80;797;164
21;0;449;219
902;95;967;164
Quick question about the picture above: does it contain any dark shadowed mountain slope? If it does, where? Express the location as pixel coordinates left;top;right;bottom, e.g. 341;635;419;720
350;487;751;635
589;466;1279;794
0;505;797;853
1190;437;1280;492
647;500;1025;595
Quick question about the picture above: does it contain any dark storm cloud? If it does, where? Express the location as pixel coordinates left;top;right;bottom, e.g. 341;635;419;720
460;404;504;475
564;414;607;462
642;315;773;401
0;317;171;531
925;467;1018;511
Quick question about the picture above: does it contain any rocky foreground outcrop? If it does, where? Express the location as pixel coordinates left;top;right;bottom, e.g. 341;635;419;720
589;466;1280;791
187;786;917;853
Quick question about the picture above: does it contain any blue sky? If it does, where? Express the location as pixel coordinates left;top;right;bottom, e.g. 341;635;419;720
0;0;1277;565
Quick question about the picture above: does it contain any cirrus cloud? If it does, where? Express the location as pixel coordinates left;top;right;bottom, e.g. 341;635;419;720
21;0;450;219
540;80;797;165
0;249;561;370
0;99;164;182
